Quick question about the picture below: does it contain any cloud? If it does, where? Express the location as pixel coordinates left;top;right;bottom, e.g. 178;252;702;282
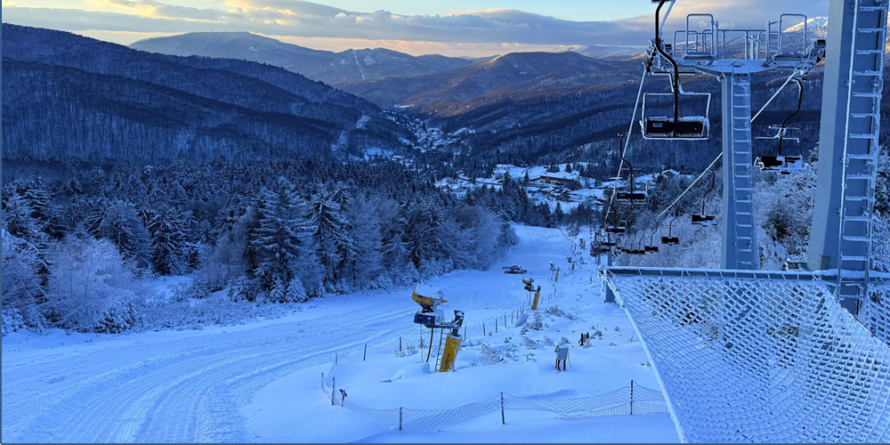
2;0;834;54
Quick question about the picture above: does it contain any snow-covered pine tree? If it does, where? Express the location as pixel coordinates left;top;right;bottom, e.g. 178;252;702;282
251;180;312;295
87;201;152;270
305;184;352;284
345;194;384;288
146;207;188;276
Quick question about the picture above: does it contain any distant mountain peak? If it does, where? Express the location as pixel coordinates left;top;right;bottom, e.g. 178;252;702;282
131;32;473;85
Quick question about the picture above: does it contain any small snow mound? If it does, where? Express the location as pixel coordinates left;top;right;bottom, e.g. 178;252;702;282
390;362;431;382
515;313;529;327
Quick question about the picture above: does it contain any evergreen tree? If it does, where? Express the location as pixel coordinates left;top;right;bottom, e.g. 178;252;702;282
250;182;311;294
146;207;188;276
305;184;352;283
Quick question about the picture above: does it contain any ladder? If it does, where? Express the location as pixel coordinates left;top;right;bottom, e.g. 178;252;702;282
433;328;446;371
837;0;888;314
726;72;760;270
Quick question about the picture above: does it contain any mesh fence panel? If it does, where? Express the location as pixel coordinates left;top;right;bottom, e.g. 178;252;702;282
600;267;890;443
321;374;667;431
401;398;501;430
861;283;890;344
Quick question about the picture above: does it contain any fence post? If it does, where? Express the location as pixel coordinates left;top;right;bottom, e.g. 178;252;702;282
363;343;367;362
321;372;324;390
504;314;507;328
483;323;486;336
399;337;402;352
399;407;403;431
630;380;634;415
463;326;466;339
495;319;498;333
500;392;505;425
331;377;336;406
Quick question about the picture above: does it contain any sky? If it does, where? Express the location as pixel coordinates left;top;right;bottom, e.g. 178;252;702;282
2;0;831;57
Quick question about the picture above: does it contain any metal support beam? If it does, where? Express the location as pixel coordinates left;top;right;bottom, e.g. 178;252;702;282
721;71;760;270
604;253;616;303
808;0;888;315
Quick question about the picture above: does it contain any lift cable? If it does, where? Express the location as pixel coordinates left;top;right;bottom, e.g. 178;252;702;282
603;0;676;228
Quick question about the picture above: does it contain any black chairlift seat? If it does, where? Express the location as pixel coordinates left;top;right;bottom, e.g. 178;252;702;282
640;91;712;141
642;117;709;140
590;245;612;256
605;226;627;235
758;156;785;170
756;155;805;174
691;214;717;226
661;236;680;245
645;245;660;253
617;191;649;203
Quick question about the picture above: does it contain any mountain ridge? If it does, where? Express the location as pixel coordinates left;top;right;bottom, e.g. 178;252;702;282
130;32;475;85
2;24;414;163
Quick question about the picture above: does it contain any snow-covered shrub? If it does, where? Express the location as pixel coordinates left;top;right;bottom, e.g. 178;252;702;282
45;236;138;333
542;335;554;346
522;336;537;349
559;336;571;346
284;279;309;303
2;308;26;336
544;305;565;317
479;344;504;365
227;277;256;302
527;312;548;330
395;343;418;357
2;229;46;329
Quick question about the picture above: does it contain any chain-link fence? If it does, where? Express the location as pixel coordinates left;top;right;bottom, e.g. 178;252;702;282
321;372;667;431
329;304;546;366
600;266;890;443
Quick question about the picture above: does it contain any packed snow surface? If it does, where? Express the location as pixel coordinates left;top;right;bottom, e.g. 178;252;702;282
2;225;678;443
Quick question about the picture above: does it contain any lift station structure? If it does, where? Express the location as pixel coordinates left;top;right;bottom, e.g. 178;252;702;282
645;1;826;271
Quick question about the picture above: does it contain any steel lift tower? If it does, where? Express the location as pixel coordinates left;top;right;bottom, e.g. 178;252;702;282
808;0;889;317
646;3;825;270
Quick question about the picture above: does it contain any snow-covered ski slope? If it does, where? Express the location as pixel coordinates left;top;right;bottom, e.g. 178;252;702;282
2;225;676;443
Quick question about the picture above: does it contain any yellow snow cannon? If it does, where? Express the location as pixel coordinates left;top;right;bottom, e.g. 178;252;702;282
531;286;542;311
412;284;447;326
522;278;536;293
438;311;465;372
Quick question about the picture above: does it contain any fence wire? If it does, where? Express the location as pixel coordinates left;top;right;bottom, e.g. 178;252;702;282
321;375;667;431
600;267;890;443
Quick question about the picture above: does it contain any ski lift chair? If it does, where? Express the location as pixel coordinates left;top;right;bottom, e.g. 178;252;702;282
642;3;711;141
755;78;806;175
645;223;660;253
691;169;718;227
614;133;650;205
603;201;627;234
662;212;681;245
641;91;711;140
605;222;628;235
599;230;618;247
630;236;647;255
590;233;613;256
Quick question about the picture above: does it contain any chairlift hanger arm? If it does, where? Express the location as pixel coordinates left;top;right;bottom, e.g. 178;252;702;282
777;77;804;156
700;169;716;216
654;0;680;134
616;133;636;197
